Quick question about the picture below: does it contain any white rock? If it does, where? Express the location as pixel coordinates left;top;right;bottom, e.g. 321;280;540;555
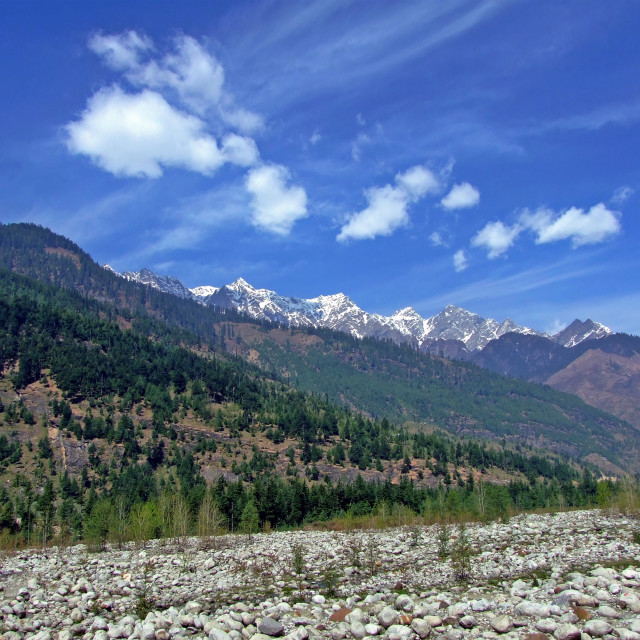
584;619;613;637
490;615;512;634
410;618;431;638
211;628;234;640
377;607;399;628
535;618;558;633
349;621;366;639
386;624;412;640
514;601;551;617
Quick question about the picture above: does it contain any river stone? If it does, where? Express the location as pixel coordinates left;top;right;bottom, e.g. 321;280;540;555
377;607;399;628
491;615;513;634
411;618;431;638
535;618;558;633
386;624;412;640
258;617;285;637
345;609;366;625
210;628;234;640
596;605;620;618
470;599;492;612
583;619;613;637
349;621;366;639
459;615;477;629
515;602;551;617
553;623;581;640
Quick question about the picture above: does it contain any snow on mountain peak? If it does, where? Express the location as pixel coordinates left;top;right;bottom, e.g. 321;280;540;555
190;285;219;298
229;277;254;291
552;318;612;348
102;265;609;352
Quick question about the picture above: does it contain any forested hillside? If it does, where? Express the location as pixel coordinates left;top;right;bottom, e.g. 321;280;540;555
0;264;618;546
0;223;636;474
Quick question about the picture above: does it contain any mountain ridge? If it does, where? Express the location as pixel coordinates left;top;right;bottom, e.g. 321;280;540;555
113;267;611;353
0;223;637;473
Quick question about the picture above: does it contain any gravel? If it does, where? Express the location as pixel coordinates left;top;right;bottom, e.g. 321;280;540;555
0;509;639;640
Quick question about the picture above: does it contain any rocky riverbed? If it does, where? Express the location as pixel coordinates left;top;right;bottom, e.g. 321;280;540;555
1;510;640;640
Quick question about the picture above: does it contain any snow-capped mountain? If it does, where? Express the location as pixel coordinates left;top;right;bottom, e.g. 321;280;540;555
106;266;611;352
551;318;612;348
393;304;541;352
120;268;195;300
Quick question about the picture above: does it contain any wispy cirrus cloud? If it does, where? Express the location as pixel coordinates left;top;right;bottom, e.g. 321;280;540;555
453;249;468;272
611;185;634;205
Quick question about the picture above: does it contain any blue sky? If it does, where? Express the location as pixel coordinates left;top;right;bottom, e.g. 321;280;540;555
2;1;640;334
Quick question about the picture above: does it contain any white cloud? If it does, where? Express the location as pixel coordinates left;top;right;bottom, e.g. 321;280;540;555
611;186;634;205
441;182;480;210
453;249;468;272
65;86;225;178
245;164;308;235
221;133;259;167
396;165;440;200
337;164;440;242
219;105;264;135
88;31;152;71
471;220;522;258
351;132;371;161
429;231;446;247
68;32;271;185
134;35;225;115
337;184;409;242
310;130;322;145
88;30;263;133
520;203;621;247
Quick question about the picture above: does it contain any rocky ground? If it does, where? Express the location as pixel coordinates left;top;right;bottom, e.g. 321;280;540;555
1;510;640;640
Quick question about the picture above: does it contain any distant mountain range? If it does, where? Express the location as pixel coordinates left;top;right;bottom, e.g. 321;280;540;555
111;266;640;434
1;223;638;474
114;267;611;353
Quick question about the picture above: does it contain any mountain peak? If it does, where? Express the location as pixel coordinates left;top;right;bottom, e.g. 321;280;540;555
392;306;420;318
552;318;612;348
103;265;609;352
229;277;254;290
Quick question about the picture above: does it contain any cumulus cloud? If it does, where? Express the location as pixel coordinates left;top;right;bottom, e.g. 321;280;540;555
65;86;224;178
90;31;249;122
396;165;440;199
441;182;480;210
337;165;440;242
68;32;275;192
471;220;522;258
245;164;308;235
520;203;621;247
310;130;322;145
453;249;468;272
220;134;260;167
